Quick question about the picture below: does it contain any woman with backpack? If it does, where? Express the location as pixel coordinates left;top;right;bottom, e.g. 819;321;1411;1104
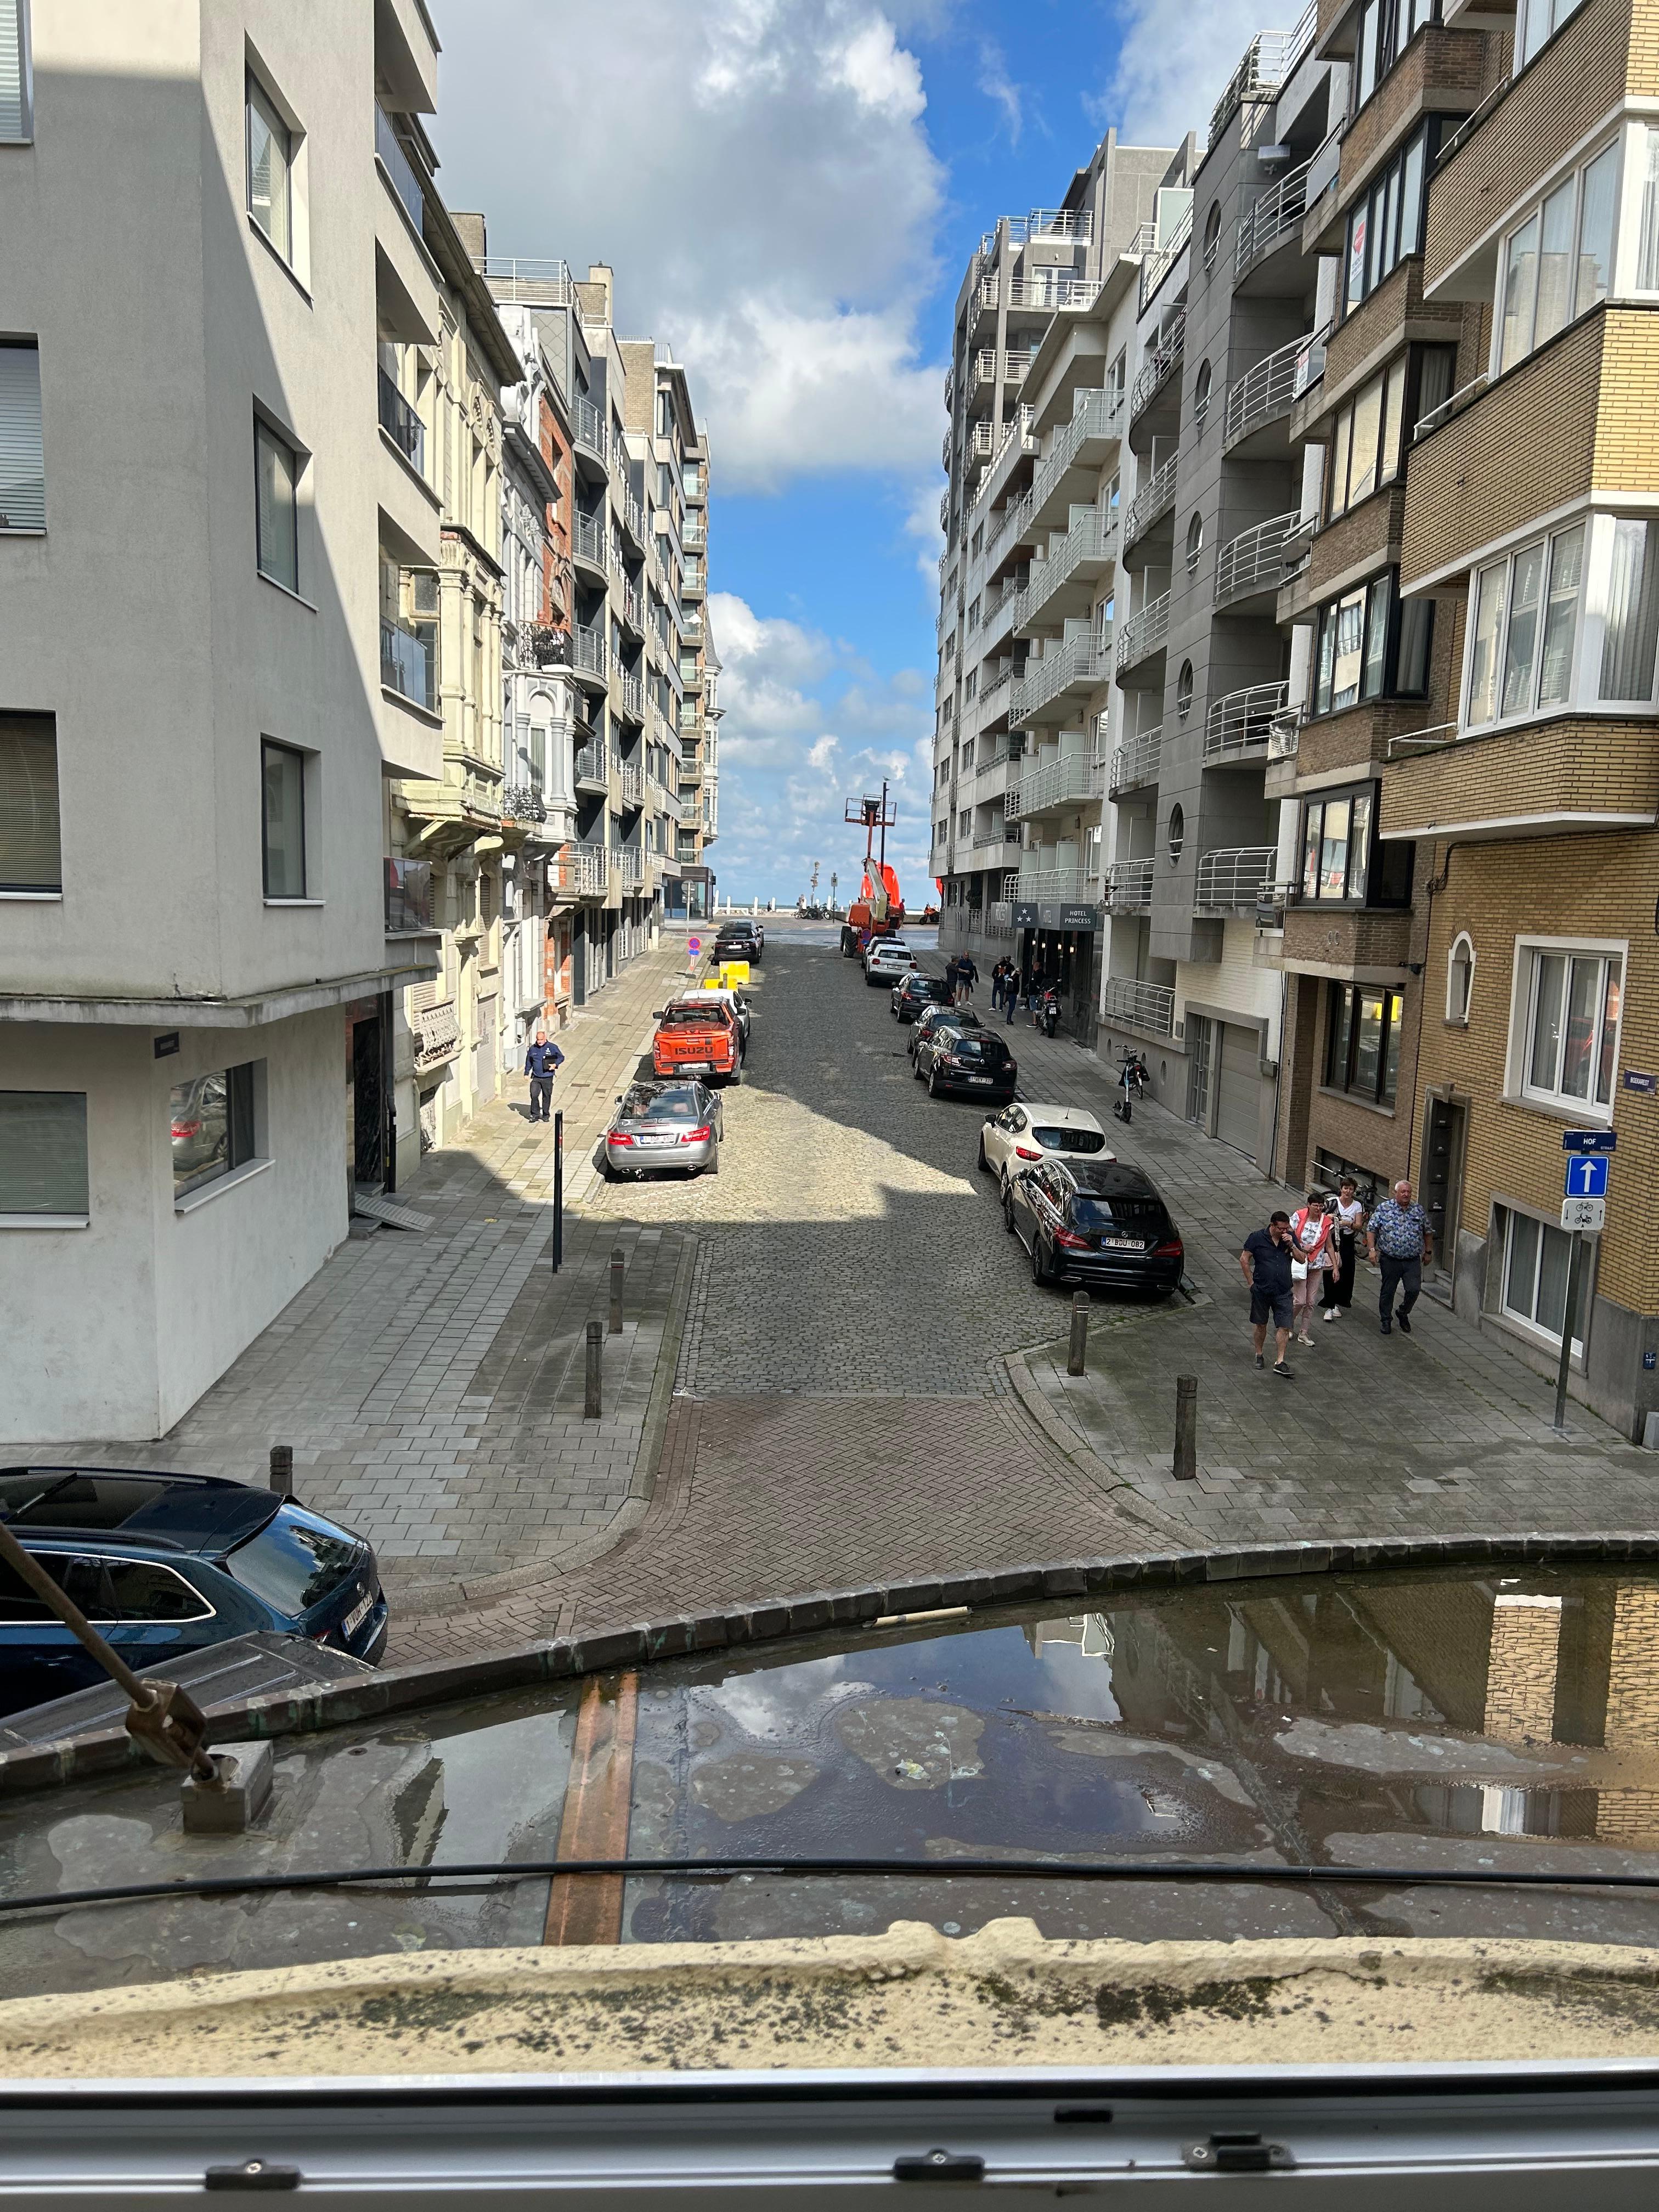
1288;1189;1336;1346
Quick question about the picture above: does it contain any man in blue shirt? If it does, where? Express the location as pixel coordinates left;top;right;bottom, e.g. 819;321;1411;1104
1365;1179;1434;1336
1240;1210;1296;1379
523;1030;565;1123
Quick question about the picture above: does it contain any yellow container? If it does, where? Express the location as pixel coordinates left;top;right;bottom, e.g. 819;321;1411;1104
719;960;750;988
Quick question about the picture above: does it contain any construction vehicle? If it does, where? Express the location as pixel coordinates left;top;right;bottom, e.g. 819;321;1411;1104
839;785;905;956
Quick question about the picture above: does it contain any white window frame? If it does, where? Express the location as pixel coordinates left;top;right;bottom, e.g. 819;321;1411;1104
1463;518;1587;731
1505;934;1626;1122
1460;507;1659;732
1515;0;1587;72
1492;132;1619;377
1497;1203;1589;1357
0;0;31;143
1447;931;1475;1024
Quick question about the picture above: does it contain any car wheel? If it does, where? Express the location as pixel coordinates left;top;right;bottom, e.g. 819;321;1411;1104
912;1054;923;1081
1002;1186;1017;1234
1031;1235;1049;1286
705;1141;720;1177
928;1068;941;1097
727;1063;742;1086
976;1131;988;1172
602;1156;618;1182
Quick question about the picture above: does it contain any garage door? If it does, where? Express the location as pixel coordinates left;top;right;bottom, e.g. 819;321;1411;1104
1215;1022;1260;1160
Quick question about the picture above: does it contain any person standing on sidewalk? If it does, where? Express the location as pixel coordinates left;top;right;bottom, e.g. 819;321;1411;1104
1321;1177;1366;1322
523;1029;565;1124
1288;1189;1335;1345
1240;1210;1296;1379
957;952;978;1006
1366;1180;1434;1335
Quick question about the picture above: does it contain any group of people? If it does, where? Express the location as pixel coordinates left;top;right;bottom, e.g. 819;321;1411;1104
1240;1178;1434;1378
989;957;1058;1024
944;952;979;1006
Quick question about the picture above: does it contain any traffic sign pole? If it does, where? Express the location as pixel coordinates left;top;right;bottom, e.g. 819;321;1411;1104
1553;1231;1589;1432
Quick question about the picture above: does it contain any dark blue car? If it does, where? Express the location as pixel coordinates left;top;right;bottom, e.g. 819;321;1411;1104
0;1467;387;1717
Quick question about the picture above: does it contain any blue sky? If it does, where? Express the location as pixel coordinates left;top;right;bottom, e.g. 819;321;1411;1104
433;1;1263;903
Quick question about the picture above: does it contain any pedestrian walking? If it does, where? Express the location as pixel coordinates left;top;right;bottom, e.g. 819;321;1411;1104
1240;1210;1296;1378
1006;966;1024;1026
990;958;1007;1013
957;952;979;1006
1288;1189;1336;1345
1365;1178;1434;1335
1321;1177;1367;1321
522;1029;565;1123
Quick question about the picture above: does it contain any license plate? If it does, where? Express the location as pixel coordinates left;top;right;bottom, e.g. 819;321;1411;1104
341;1589;376;1639
968;1075;995;1085
681;1061;712;1073
637;1134;675;1147
1099;1237;1144;1250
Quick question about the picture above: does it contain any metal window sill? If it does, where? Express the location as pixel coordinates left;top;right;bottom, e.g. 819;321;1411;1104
264;896;324;908
246;213;312;303
1500;1089;1613;1127
379;425;441;507
381;685;444;728
174;1157;274;1216
258;570;318;613
0;889;61;901
0;526;46;537
0;1213;88;1231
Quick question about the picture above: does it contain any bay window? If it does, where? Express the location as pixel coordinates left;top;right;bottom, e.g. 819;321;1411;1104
1325;984;1406;1105
1311;570;1432;714
1300;782;1413;906
1342;124;1434;317
1516;0;1585;67
1515;943;1621;1111
1465;522;1584;728
1353;0;1440;110
1495;140;1615;373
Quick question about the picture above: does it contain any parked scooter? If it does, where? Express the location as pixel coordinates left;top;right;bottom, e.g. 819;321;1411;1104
1112;1049;1149;1124
1040;986;1061;1039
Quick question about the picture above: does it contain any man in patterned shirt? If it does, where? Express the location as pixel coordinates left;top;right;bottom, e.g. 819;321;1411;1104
1365;1179;1434;1336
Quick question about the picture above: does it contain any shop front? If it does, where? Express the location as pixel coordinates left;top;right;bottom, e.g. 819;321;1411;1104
1011;900;1100;1043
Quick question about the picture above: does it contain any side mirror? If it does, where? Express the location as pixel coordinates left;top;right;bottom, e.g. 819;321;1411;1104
651;1009;663;1019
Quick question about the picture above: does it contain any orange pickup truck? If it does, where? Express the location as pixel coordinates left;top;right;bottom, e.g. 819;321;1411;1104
651;997;742;1084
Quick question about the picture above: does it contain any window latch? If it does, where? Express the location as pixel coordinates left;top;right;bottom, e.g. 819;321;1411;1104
204;2160;302;2191
894;2148;986;2182
1182;2132;1294;2174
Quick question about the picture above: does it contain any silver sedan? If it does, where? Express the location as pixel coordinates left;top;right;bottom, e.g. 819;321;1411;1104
603;1080;724;1178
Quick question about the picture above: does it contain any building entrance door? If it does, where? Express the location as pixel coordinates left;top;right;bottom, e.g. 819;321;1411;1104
351;1014;384;1192
1215;1023;1260;1161
1420;1093;1466;1295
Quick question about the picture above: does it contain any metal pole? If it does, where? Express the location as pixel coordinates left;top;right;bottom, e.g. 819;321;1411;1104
609;1248;625;1335
1067;1291;1091;1376
552;1109;564;1274
584;1317;603;1419
268;1444;293;1497
1553;1232;1588;1431
1173;1374;1198;1480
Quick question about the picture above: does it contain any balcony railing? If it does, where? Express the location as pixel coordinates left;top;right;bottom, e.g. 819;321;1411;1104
1109;727;1163;794
1129;311;1186;421
619;673;644;722
1022;509;1118;628
374;106;424;230
1415;369;1489;442
501;780;547;823
1011;636;1110;724
1215;511;1301;604
975;744;1012;781
1010;751;1106;818
1222;332;1316;448
1102;975;1175;1035
682;518;707;550
384;856;433;933
380;618;436;713
1124;454;1178;548
377;368;425;473
1138;202;1193;312
1104;859;1155;913
572;623;606;679
979;665;1015;721
1007;273;1103;314
556;840;610;898
412;1000;461;1071
974;405;1040;522
617;845;645;890
1204;680;1288;762
619;759;644;809
574;740;612;790
989;486;1034;563
1195;846;1276;913
1267;704;1302;761
620;493;645;546
1115;592;1171;673
1018;867;1098;905
1028;386;1121;523
973;824;1022;850
573;510;605;569
1235;155;1312;276
1209;8;1316;148
572;392;607;462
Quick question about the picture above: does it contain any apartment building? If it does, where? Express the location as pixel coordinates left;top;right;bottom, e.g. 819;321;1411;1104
1374;0;1659;1435
670;425;720;918
934;132;1173;1033
1096;31;1346;1164
0;0;448;1437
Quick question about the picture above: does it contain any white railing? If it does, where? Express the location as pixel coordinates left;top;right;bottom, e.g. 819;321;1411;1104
1209;7;1316;147
563;840;612;896
974;404;1040;522
1204;680;1288;761
1416;370;1489;441
973;824;1022;850
1223;331;1316;446
1105;859;1156;913
1012;636;1111;723
1138;202;1193;312
573;510;605;567
1010;752;1106;817
1215;511;1301;602
1235;155;1312;275
1018;867;1097;905
572;623;606;678
1124;454;1178;546
574;738;612;787
979;666;1015;721
1195;847;1276;912
966;418;996;460
621;672;645;721
1102;976;1176;1034
1115;592;1171;672
1027;386;1121;526
1129;311;1186;420
572;392;606;461
976;744;1012;781
989;486;1035;563
1267;704;1302;761
1008;273;1103;313
1020;509;1118;628
1110;727;1163;793
479;256;581;312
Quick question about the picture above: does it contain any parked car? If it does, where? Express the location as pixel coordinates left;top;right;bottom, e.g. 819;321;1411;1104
915;1022;1018;1103
651;997;742;1083
0;1467;386;1717
714;919;764;963
675;984;752;1049
908;1003;989;1062
604;1080;723;1180
864;940;915;986
891;970;952;1023
1003;1158;1184;1294
978;1102;1113;1192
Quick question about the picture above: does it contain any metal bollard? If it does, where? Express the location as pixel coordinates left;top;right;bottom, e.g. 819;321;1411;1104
1067;1291;1091;1376
1173;1373;1198;1480
609;1248;625;1335
268;1443;294;1497
584;1318;603;1419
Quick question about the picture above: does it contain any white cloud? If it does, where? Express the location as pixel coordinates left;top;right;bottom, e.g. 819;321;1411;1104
431;0;950;494
1096;0;1265;149
976;38;1023;146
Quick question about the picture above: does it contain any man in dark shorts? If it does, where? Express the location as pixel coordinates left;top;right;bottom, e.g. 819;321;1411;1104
1239;1210;1296;1378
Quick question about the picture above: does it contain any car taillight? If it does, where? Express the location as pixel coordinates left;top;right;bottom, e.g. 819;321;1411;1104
1153;1237;1184;1258
1055;1227;1092;1250
680;1125;713;1143
611;1131;634;1147
172;1119;199;1139
1014;1144;1041;1160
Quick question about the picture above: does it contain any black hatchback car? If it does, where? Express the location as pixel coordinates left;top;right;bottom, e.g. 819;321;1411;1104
915;1020;1017;1103
1003;1158;1184;1294
713;920;763;963
891;970;952;1023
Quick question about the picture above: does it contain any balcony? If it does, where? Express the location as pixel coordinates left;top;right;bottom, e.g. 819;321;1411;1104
377;367;425;475
380;618;436;714
556;840;611;901
1101;975;1176;1036
572;392;607;473
1018;867;1098;906
682;518;707;551
1214;511;1301;609
1104;859;1155;913
619;493;646;550
1011;636;1111;725
1009;751;1106;820
1128;312;1185;443
1109;726;1163;795
1115;592;1170;680
975;744;1012;783
1137;202;1193;313
1222;331;1321;455
411;1000;461;1072
1007;272;1102;316
574;739;612;792
572;509;606;579
1380;718;1659;843
1019;509;1118;631
1208;13;1314;148
972;823;1022;851
374;105;424;232
1204;680;1287;765
617;759;643;810
1234;155;1312;284
1028;386;1122;532
571;623;607;687
980;565;1030;648
1195;847;1275;913
975;405;1040;528
1122;455;1177;558
679;751;704;786
383;856;433;933
682;560;706;599
989;486;1034;567
978;665;1016;729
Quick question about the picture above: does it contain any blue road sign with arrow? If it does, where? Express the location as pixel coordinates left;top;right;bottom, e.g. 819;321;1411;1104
1565;1154;1610;1198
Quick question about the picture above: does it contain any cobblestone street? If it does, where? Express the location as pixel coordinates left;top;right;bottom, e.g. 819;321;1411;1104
14;924;1659;1671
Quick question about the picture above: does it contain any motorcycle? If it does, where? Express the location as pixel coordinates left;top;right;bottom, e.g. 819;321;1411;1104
1112;1049;1149;1124
1040;986;1061;1039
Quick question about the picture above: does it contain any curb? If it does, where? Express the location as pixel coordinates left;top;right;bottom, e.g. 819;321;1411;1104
1003;1348;1192;1549
9;1529;1659;1798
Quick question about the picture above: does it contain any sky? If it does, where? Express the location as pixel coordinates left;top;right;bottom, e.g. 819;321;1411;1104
431;0;1275;905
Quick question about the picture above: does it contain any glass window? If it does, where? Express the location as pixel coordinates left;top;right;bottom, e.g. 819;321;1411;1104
1638;127;1659;290
1468;562;1506;725
1521;946;1620;1108
1329;408;1352;517
1363;578;1390;699
1517;0;1586;66
1333;588;1365;707
1396;594;1433;693
0;1091;88;1217
246;74;292;261
224;1506;361;1616
255;417;299;590
261;741;306;898
0;338;44;532
1500;212;1541;371
1357;0;1380;101
107;1560;215;1623
1400;132;1426;258
1301;784;1384;904
1496;139;1617;376
1499;540;1545;713
1448;934;1474;1022
0;712;60;891
1325;984;1405;1102
171;1062;259;1200
0;0;28;140
1534;179;1576;346
1503;1210;1586;1347
1347;378;1384;506
1600;518;1659;701
1319;799;1351;900
1468;523;1583;727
